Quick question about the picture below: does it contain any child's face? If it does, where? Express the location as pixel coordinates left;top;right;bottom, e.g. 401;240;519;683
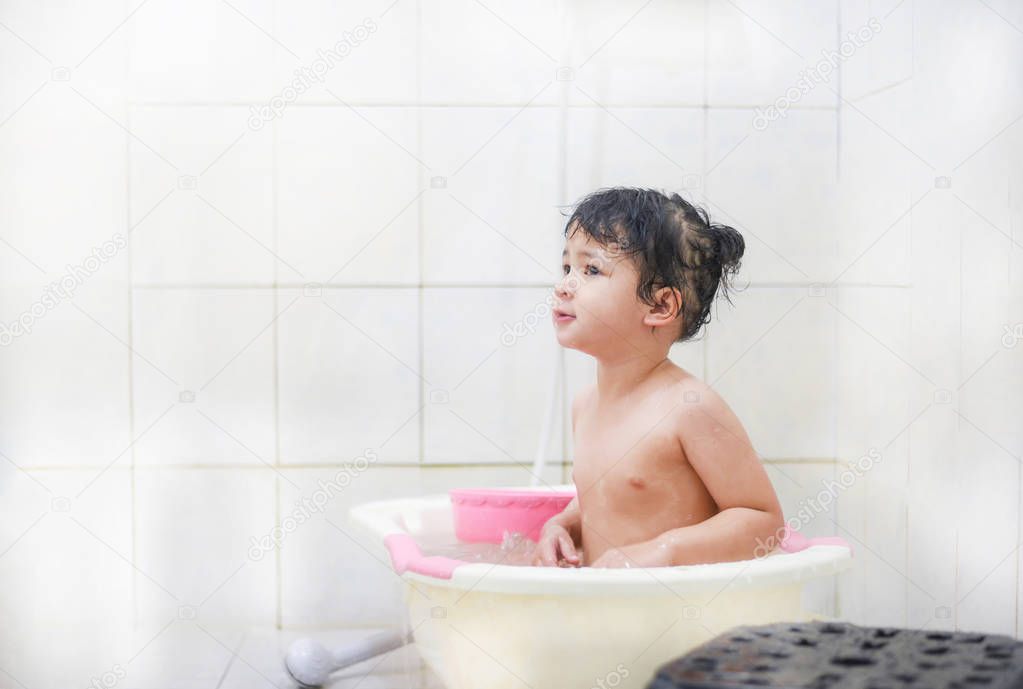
553;225;647;355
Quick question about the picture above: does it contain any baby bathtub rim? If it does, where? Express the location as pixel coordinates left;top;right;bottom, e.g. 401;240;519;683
349;492;854;597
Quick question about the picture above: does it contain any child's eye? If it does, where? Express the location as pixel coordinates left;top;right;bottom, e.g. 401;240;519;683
561;264;601;276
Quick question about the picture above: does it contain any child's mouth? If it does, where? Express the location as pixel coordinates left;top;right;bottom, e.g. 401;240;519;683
553;308;576;324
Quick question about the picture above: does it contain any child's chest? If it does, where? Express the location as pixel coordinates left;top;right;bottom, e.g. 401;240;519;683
570;402;689;498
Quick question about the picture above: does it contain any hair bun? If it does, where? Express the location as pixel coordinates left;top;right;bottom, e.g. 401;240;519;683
711;223;745;269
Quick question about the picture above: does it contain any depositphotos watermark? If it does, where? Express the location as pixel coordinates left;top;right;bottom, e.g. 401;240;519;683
0;234;127;347
753;17;882;131
589;663;630;689
1002;323;1023;348
753;447;882;558
247;449;378;561
500;292;559;346
87;663;126;689
247;19;378;131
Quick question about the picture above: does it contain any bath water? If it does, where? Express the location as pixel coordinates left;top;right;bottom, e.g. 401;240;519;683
420;531;583;566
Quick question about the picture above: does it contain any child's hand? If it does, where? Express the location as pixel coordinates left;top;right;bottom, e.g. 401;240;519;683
590;538;674;569
532;522;581;567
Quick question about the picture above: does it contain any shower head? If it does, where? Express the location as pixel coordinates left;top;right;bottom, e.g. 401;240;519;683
284;630;413;687
284;637;333;688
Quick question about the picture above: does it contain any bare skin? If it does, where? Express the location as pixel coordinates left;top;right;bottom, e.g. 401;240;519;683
532;225;785;569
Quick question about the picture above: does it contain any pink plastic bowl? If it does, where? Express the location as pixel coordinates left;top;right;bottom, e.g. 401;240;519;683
449;488;576;543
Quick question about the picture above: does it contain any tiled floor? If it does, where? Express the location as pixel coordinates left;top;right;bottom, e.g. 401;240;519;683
220;628;443;689
13;625;443;689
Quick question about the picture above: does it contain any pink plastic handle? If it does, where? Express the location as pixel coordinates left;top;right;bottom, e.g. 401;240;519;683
778;526;853;555
384;533;464;580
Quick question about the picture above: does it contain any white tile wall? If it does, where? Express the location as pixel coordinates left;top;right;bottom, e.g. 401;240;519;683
767;461;840;617
838;0;913;102
272;0;419;104
0;469;133;688
0;0;129;112
832;286;914;626
566;0;705;107
903;190;962;632
704;107;839;283
128;106;276;285
706;287;837;459
422;287;563;465
131;288;277;465
706;0;838;107
906;0;1023;170
0;280;131;467
278;465;421;628
565;107;704;203
277;106;420;284
1;0;1022;661
134;468;278;624
955;182;1021;637
0;84;128;282
129;0;277;103
833;287;919;457
277;287;421;464
421;106;562;284
835;86;922;286
419;0;562;105
0;30;53;127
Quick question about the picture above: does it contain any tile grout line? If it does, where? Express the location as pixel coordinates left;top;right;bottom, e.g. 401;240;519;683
954;197;963;631
128;280;916;289
1012;177;1020;640
271;9;284;629
903;300;911;630
126;100;841;110
214;629;248;689
416;0;425;470
833;0;842;620
904;6;914;620
29;461;579;470
908;172;916;629
701;0;710;385
275;66;285;634
557;5;570;478
835;0;842;183
22;458;832;471
905;84;916;628
125;15;139;631
702;0;709;109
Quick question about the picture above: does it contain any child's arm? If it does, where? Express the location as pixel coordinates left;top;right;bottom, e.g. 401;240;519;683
550;495;582;542
592;386;784;568
660;385;784;564
533;390;587;567
533;495;583;566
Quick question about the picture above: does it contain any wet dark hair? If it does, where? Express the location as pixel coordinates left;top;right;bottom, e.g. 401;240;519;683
563;187;746;343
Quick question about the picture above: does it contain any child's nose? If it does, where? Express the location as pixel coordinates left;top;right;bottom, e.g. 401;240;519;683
554;271;577;298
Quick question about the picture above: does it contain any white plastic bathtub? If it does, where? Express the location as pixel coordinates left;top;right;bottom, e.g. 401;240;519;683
350;486;854;689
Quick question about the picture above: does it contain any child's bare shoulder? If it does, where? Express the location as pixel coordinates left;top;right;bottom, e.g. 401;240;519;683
664;365;747;438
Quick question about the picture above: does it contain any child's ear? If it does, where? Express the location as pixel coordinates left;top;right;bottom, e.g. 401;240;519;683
643;286;684;329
